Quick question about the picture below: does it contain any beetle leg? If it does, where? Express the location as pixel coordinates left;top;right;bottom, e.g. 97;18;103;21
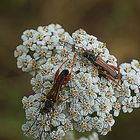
54;58;69;82
63;60;75;86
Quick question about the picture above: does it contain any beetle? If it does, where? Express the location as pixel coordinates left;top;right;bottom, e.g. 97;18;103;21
42;58;74;112
24;58;75;137
82;50;121;83
40;68;74;113
63;42;121;83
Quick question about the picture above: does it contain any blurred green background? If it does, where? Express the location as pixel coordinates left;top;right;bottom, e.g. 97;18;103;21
0;0;140;140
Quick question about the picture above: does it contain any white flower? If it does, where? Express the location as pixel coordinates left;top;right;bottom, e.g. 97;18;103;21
39;62;54;79
120;63;135;76
133;93;140;108
33;46;52;66
112;101;121;116
37;26;51;36
27;59;39;76
31;74;44;93
75;116;93;132
48;24;64;35
23;39;35;51
50;128;65;140
17;54;32;72
69;102;83;121
80;98;94;116
59;32;73;45
94;97;112;117
32;32;46;46
25;106;39;120
22;95;36;109
106;55;117;66
114;83;131;98
21;29;37;41
50;112;66;126
104;113;115;127
122;96;134;113
131;59;140;72
44;35;59;50
82;86;98;101
101;87;117;103
97;77;110;93
122;73;139;91
92;117;104;132
14;45;29;58
100;123;111;135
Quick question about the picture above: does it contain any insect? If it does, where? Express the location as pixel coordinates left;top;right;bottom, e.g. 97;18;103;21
40;58;74;113
82;50;121;83
24;58;75;138
64;42;121;83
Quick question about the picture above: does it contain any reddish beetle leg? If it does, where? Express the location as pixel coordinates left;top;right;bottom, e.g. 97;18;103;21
54;58;69;82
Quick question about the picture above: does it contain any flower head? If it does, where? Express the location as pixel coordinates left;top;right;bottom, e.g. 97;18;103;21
14;24;140;140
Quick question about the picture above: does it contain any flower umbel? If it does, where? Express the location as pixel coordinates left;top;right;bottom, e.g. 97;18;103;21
14;24;140;140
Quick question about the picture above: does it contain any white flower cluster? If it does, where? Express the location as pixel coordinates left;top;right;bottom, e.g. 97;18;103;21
14;24;73;76
120;60;140;112
14;24;140;140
